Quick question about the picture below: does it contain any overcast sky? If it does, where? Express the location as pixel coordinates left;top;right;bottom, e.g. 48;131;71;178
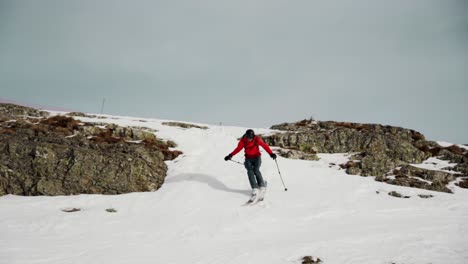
1;0;467;143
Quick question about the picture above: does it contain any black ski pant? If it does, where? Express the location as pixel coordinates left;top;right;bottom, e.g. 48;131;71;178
244;156;265;189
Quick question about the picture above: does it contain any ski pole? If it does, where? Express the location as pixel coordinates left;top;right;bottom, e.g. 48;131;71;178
274;159;288;191
229;159;244;165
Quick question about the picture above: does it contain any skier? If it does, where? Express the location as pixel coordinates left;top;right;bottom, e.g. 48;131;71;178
224;129;277;202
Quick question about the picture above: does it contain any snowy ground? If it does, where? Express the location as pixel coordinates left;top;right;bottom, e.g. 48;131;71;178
1;113;468;264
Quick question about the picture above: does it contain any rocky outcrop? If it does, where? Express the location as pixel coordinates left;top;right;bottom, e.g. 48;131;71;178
266;119;431;175
0;103;49;118
65;112;89;117
0;107;182;196
275;148;319;161
162;121;208;130
380;165;456;193
301;256;322;263
265;119;467;193
457;178;468;188
388;191;411;198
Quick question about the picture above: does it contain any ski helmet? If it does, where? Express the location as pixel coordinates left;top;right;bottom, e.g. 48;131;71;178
245;129;255;139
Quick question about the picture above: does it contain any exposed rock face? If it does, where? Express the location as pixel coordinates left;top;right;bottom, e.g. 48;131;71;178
265;119;468;193
266;120;430;176
0;106;182;196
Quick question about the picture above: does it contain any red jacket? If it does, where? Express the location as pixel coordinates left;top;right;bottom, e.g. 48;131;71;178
230;136;273;159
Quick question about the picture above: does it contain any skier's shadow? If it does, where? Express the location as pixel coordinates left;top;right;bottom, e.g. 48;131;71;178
165;173;251;197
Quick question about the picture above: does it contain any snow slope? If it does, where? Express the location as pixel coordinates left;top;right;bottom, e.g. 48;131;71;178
1;113;467;264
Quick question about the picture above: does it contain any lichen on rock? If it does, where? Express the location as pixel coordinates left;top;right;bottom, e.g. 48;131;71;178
265;119;467;193
0;104;182;196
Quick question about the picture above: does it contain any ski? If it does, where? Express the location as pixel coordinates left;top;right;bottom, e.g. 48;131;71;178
243;185;266;206
248;197;263;206
257;182;267;202
243;194;258;206
251;188;266;205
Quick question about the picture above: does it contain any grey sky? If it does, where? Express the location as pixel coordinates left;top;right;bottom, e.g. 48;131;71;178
1;0;467;143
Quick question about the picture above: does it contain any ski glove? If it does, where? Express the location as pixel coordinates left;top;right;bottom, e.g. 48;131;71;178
270;153;277;160
224;154;232;161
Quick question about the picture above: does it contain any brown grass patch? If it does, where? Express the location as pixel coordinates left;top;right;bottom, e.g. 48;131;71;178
335;122;374;131
166;140;177;148
340;161;357;169
54;127;74;136
29;124;48;135
142;138;183;160
358;124;374;131
142;138;166;149
429;146;442;156
40;116;80;130
410;130;425;141
417;145;441;156
0;128;16;135
416;144;430;153
335;122;354;129
443;145;465;155
91;129;124;144
295;119;313;126
161;149;183;160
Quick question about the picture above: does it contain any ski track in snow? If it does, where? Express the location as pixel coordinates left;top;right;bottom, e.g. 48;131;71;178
1;113;468;264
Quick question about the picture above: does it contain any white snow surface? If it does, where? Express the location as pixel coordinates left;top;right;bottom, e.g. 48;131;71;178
437;141;455;148
1;113;468;264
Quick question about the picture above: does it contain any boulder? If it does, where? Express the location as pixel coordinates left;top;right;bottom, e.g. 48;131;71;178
0;110;181;196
